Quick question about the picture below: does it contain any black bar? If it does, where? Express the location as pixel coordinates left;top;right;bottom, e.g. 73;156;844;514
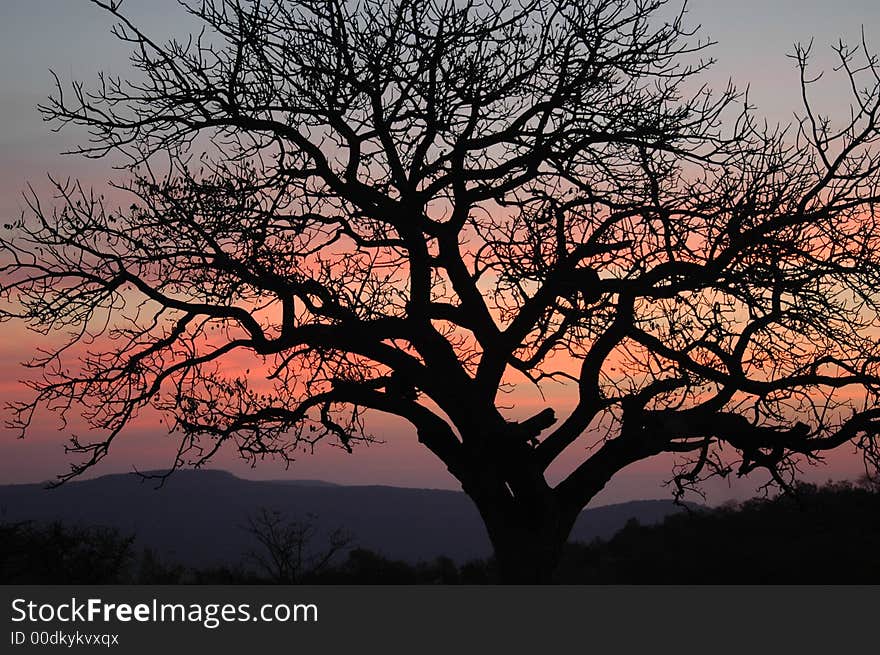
2;585;877;653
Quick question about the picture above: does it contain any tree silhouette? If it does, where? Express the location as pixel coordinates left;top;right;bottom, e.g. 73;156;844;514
3;0;880;582
244;508;352;583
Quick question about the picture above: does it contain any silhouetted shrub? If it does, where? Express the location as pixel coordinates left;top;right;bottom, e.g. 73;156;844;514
0;521;134;583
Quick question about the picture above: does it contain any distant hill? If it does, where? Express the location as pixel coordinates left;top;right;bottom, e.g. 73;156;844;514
0;470;691;566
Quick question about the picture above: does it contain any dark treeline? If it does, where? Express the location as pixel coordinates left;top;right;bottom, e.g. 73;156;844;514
3;480;878;584
559;479;880;584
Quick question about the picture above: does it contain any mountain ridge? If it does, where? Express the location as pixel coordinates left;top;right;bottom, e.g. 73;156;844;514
0;469;694;566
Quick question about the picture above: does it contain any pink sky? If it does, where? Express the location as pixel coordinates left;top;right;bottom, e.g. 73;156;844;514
0;319;867;506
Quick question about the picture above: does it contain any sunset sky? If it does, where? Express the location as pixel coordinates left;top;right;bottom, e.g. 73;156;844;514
2;0;879;506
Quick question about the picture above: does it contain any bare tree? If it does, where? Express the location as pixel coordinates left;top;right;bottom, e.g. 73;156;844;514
3;0;880;581
245;508;351;583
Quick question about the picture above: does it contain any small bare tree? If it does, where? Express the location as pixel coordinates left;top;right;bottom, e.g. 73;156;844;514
245;508;352;583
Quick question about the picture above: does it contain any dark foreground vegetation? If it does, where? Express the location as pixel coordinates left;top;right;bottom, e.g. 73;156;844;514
3;481;878;584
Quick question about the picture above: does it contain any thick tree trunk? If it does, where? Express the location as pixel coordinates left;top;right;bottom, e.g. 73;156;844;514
490;524;567;584
468;483;579;584
459;429;581;583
